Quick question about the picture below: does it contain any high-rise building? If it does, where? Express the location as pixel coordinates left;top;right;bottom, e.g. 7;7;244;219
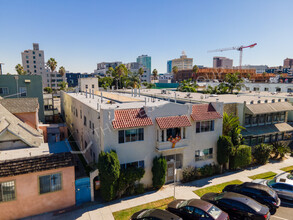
213;57;233;69
169;52;193;73
21;43;65;90
283;58;293;68
137;55;151;82
167;60;172;73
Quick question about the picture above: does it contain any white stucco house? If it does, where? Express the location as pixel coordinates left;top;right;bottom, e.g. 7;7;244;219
61;89;223;187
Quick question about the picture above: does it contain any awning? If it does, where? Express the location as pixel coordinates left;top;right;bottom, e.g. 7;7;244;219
156;115;192;129
245;102;293;115
242;123;293;136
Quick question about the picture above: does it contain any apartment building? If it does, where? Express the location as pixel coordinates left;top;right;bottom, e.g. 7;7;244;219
125;62;148;82
169;52;193;73
283;58;293;68
213;57;233;69
94;61;122;76
21;43;66;89
61;89;223;186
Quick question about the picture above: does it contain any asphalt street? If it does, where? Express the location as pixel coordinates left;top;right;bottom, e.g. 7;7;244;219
271;200;293;220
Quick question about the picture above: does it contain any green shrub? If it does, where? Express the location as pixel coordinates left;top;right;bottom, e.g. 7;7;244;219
117;167;145;198
152;156;167;189
253;144;272;165
200;164;214;177
135;183;145;195
272;141;291;159
217;136;233;165
182;166;201;182
97;150;120;201
230;145;252;169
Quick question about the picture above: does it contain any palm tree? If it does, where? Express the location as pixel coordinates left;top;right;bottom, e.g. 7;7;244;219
58;81;68;91
224;72;244;94
172;66;178;75
15;64;26;75
138;67;144;76
192;65;199;80
152;69;158;80
58;66;66;77
126;72;141;88
46;58;57;89
113;64;128;89
222;112;245;136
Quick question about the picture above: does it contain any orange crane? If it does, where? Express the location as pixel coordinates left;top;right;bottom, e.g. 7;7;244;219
208;43;257;69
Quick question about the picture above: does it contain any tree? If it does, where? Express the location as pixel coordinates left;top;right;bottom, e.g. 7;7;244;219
217;136;234;171
177;79;198;92
152;156;167;189
224;72;244;94
192;65;199;80
138;67;144;76
46;58;57;88
15;64;26;75
222;112;244;136
172;66;178;75
97;150;120;201
99;77;114;90
126;72;141;88
113;64;128;89
106;67;114;77
44;87;53;93
58;81;67;91
58;66;66;77
272;142;291;159
230;145;252;169
152;69;158;80
253;144;272;165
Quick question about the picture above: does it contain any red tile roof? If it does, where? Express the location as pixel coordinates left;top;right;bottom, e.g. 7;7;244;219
112;108;153;129
191;104;222;121
156;115;192;129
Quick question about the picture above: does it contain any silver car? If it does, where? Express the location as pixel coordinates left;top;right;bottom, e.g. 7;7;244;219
252;172;293;201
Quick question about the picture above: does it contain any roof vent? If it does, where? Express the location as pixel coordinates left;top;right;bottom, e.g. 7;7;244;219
250;101;254;104
257;100;261;104
278;99;281;102
285;98;288;102
272;99;275;103
265;99;268;103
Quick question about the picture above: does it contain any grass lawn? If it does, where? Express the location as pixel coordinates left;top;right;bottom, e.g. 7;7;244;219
113;197;174;220
280;166;293;173
193;180;243;198
248;171;277;180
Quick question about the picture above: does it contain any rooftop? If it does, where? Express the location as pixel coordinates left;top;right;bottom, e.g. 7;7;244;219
0;98;39;113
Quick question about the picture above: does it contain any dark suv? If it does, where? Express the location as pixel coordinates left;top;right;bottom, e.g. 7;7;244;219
223;182;280;213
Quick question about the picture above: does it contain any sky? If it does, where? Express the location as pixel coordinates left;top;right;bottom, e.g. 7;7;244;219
1;0;293;74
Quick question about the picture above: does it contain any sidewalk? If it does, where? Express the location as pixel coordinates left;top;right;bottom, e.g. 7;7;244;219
29;157;293;220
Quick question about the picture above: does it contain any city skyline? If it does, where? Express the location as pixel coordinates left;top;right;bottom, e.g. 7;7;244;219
1;0;293;74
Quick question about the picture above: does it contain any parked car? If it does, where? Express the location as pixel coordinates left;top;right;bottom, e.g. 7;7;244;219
223;182;280;213
201;192;270;220
253;172;293;201
167;198;229;220
130;209;182;220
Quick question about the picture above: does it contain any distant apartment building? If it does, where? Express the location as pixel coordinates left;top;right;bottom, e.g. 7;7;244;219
213;57;233;69
137;55;151;82
94;61;122;76
61;86;223;186
0;75;45;122
21;43;65;89
66;72;91;87
283;58;293;68
239;65;268;74
169;52;193;73
125;62;148;82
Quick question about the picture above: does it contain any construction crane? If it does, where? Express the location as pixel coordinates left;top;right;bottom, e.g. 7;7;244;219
208;43;257;69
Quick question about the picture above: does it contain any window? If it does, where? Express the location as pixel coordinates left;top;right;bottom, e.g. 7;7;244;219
196;121;214;133
33;56;35;59
161;130;165;142
27;65;29;68
39;53;42;57
280;112;285;122
39;173;62;194
33;51;35;54
195;148;213;161
33;61;36;64
245;115;251;126
26;60;29;63
120;160;145;170
182;206;194;215
167;127;181;139
89;120;92;129
0;181;15;202
0;87;9;95
19;87;27;97
92;84;94;88
80;110;82;119
84;116;87;126
118;128;144;143
85;84;88;89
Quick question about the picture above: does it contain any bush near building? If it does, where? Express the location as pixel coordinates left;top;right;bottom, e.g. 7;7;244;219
182;164;221;183
230;145;252;169
152;156;167;189
253;144;272;165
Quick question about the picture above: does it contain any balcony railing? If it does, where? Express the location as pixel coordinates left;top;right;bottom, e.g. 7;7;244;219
156;138;189;151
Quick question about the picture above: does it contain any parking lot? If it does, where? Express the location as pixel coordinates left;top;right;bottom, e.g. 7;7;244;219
271;200;293;220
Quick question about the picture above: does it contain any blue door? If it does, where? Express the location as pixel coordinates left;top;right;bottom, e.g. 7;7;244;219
75;177;91;206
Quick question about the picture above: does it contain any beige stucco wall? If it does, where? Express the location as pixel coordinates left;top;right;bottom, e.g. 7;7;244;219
0;166;75;220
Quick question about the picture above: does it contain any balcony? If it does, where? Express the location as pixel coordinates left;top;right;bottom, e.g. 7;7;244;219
156;138;189;152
